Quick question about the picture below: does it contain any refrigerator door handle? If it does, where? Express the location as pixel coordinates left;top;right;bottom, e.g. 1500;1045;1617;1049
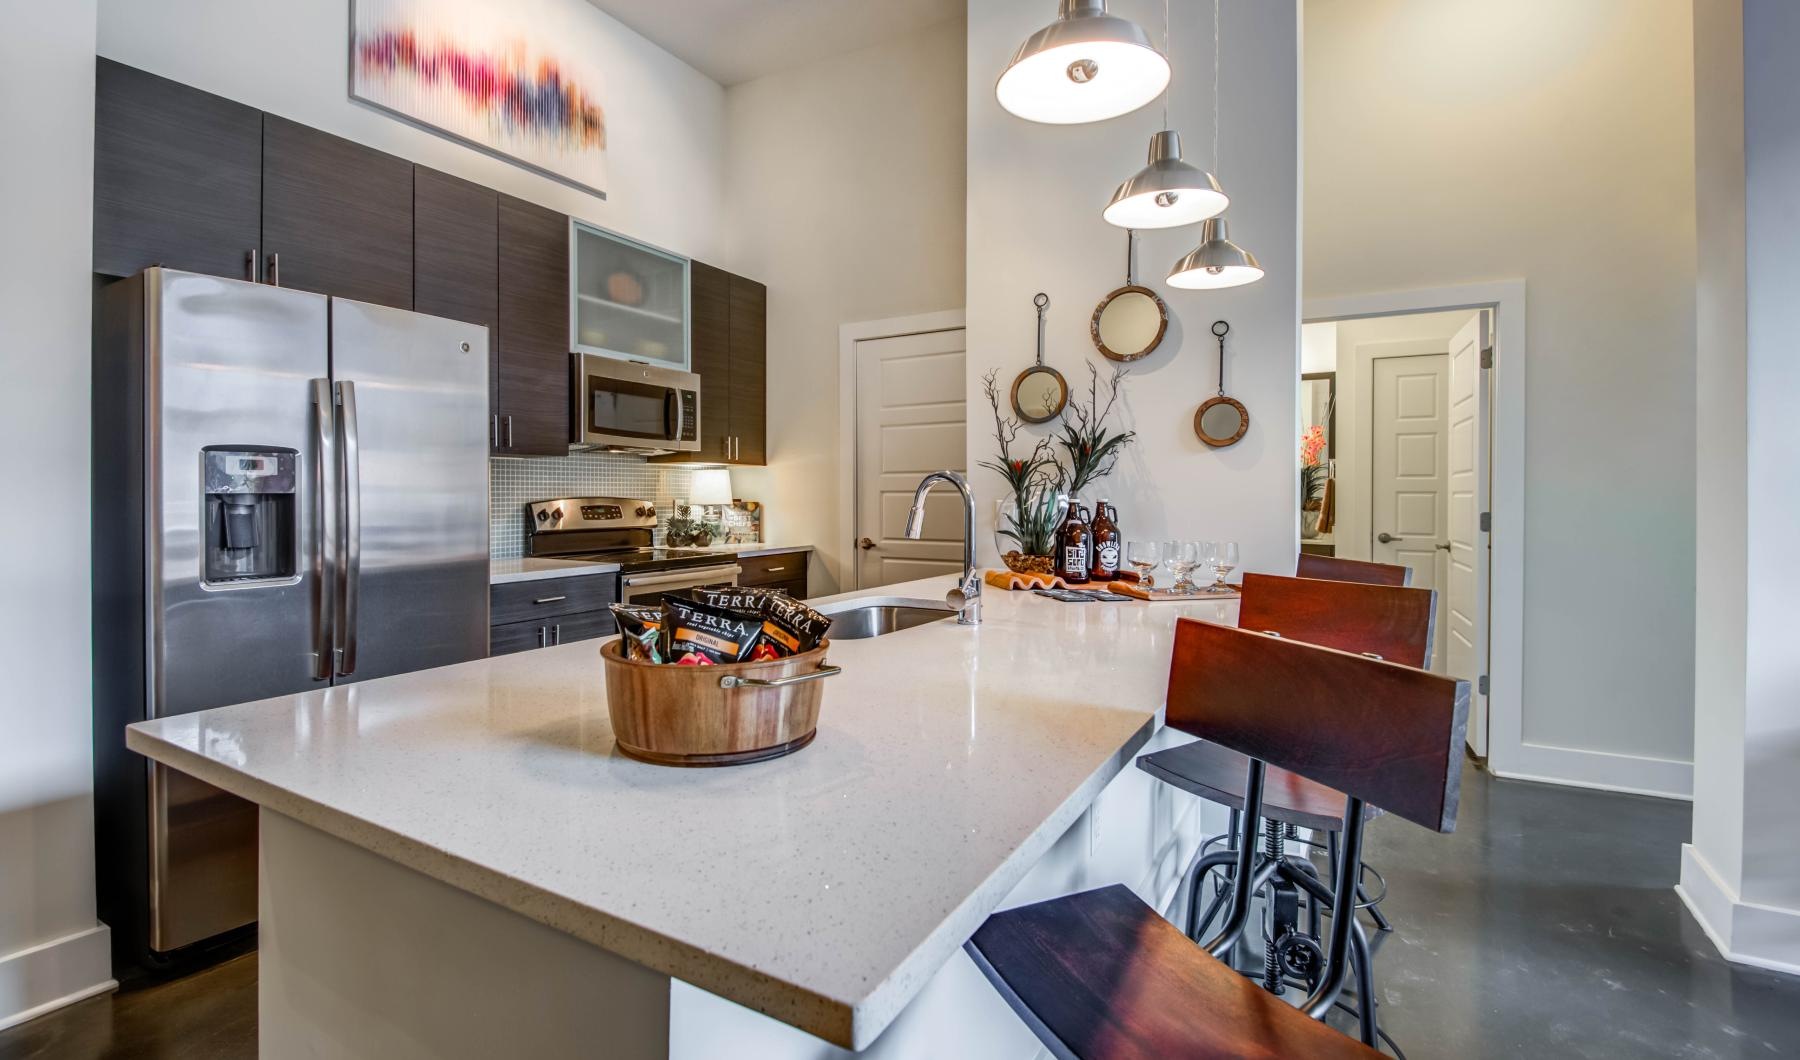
310;379;337;681
335;380;363;675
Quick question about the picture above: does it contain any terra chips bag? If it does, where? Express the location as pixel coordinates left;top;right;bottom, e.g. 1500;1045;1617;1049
660;592;765;664
610;603;665;663
758;593;831;658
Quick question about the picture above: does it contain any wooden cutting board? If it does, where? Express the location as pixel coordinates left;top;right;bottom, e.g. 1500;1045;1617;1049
1105;581;1240;602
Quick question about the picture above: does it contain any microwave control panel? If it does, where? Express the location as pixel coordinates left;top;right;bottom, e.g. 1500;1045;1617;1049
679;391;698;442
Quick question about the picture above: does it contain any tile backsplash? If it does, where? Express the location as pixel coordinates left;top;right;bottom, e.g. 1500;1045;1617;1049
490;453;696;559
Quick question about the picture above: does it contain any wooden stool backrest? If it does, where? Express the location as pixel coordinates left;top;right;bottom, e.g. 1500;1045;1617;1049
1239;572;1437;670
1296;553;1411;587
1164;619;1468;832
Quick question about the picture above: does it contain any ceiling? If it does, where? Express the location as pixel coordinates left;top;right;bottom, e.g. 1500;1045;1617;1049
588;0;962;86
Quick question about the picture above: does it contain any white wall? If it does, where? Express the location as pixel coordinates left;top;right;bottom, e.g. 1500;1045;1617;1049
1300;321;1336;373
1679;0;1800;975
722;18;968;594
1305;0;1698;794
966;0;1300;574
97;0;727;261
0;0;115;1031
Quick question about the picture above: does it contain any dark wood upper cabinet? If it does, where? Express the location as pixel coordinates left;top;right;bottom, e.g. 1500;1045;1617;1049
261;116;413;309
414;167;498;413
729;275;768;466
650;263;766;467
495;194;571;456
93;58;263;280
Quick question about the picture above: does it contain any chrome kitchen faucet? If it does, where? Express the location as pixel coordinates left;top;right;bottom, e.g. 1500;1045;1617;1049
904;470;981;626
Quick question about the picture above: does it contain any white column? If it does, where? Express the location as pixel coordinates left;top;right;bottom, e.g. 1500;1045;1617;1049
1679;0;1800;975
0;0;115;1031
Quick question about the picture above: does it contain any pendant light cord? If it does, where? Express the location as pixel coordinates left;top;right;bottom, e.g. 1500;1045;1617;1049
1212;0;1222;179
1161;0;1171;129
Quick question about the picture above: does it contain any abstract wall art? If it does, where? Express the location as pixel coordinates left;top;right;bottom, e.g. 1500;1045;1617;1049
350;0;608;197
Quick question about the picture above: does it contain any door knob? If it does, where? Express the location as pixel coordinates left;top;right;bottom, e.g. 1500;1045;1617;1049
857;537;877;550
1436;542;1452;551
1377;532;1404;544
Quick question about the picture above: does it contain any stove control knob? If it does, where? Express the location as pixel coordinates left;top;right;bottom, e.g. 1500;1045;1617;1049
535;509;549;523
551;507;564;522
635;506;647;517
644;505;656;518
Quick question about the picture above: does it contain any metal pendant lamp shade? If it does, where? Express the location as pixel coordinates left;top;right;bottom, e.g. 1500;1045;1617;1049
1167;217;1264;289
995;0;1171;125
1103;130;1228;229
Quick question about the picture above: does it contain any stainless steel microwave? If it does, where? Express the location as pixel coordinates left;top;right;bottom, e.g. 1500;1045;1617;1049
571;354;700;455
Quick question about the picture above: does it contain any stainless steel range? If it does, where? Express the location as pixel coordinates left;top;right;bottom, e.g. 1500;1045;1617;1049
524;497;740;607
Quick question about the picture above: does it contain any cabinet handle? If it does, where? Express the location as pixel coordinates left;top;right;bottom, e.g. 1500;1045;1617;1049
537;626;547;648
246;247;260;282
551;624;562;645
765;566;785;573
267;252;280;287
491;415;499;448
534;595;567;604
504;415;514;448
733;436;740;460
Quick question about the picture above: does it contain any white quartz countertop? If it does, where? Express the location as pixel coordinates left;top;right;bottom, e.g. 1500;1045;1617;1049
127;576;1236;1050
488;544;810;585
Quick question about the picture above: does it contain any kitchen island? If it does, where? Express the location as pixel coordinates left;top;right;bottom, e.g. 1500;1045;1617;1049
128;577;1238;1058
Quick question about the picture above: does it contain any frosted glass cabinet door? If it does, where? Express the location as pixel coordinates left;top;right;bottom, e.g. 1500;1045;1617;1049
570;220;690;370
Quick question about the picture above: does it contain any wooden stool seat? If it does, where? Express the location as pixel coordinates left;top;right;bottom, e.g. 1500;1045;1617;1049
967;884;1384;1060
1137;740;1382;832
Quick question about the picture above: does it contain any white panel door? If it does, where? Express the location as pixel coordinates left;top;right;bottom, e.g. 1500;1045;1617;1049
1445;311;1491;755
854;328;967;588
1371;353;1449;670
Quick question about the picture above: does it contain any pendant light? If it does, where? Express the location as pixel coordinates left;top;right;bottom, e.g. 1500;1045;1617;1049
1169;0;1263;289
1103;0;1228;229
1167;217;1264;289
995;0;1171;125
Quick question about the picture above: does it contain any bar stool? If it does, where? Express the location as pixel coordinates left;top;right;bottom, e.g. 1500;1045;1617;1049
1297;553;1412;586
1135;573;1436;1033
966;620;1469;1057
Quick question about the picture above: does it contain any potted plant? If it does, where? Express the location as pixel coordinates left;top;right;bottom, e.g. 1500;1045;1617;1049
1300;425;1328;538
1053;362;1135;504
980;370;1064;573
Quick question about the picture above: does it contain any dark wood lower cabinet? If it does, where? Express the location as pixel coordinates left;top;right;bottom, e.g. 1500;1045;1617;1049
489;574;619;656
261;116;414;310
738;552;808;598
93;59;263;280
496;195;572;456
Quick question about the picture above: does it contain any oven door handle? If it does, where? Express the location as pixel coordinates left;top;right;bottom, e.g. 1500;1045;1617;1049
621;565;741;591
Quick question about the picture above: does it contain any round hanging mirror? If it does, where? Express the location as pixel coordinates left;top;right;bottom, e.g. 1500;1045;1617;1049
1013;292;1068;424
1194;320;1250;447
1091;231;1168;362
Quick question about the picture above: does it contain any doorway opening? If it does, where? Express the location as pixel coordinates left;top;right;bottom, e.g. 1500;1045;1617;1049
1302;282;1524;768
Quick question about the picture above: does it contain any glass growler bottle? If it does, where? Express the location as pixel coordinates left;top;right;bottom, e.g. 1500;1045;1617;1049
1089;500;1121;581
1057;503;1092;584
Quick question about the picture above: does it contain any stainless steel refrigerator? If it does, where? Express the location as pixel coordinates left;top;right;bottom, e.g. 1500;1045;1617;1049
94;268;490;966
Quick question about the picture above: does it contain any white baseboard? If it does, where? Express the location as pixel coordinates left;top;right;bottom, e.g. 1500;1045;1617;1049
0;924;116;1032
1491;741;1692;800
1677;844;1800;977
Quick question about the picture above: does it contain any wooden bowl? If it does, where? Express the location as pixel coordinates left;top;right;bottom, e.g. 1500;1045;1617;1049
598;639;837;766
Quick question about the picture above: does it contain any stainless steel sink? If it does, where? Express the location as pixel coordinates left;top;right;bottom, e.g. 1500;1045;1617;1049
821;599;956;640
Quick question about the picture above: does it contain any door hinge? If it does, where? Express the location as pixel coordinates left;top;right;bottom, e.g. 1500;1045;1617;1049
1479;511;1491;533
1478;674;1490;696
1480;345;1494;370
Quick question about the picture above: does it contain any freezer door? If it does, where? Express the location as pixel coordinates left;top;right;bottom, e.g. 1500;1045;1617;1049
145;269;331;951
330;299;491;682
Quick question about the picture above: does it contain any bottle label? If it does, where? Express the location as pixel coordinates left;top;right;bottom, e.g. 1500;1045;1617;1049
1096;542;1120;570
1063;545;1088;572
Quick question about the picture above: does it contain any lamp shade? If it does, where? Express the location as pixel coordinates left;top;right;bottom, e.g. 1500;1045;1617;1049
688;468;733;506
1167;218;1264;290
995;0;1170;125
1103;130;1229;229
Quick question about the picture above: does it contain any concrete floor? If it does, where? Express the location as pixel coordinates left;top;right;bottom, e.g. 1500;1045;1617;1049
2;764;1796;1058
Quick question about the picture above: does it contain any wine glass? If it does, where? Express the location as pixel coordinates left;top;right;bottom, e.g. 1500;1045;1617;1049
1207;540;1240;592
1126;540;1162;588
1163;540;1201;595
